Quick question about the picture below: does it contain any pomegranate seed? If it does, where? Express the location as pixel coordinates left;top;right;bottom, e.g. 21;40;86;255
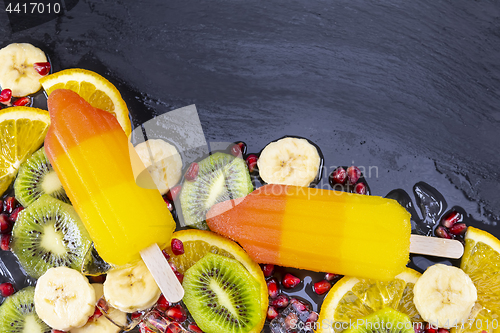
290;298;309;312
449;222;467;235
163;198;174;212
347;166;361;184
245;154;258;173
325;273;339;281
313;280;331;295
441;211;462;228
270;294;289;308
167;304;187;322
188;323;204;333
284;313;299;329
88;307;102;321
3;197;17;214
166;322;184;333
162;249;171;260
184;162;199;181
282;273;301;289
0;89;12;104
52;330;67;333
175;271;184;283
262;264;275;277
0;200;3;212
437;329;449;333
169;261;178;272
0;282;15;297
354;182;367;195
13;97;31;106
167;185;182;201
330;167;347;185
435;226;452;239
139;322;155;333
97;297;109;312
306;311;319;323
8;206;24;223
425;323;438;333
171;238;184;255
156;294;171;312
131;311;143;321
0;215;12;234
267;278;279;298
267;305;279;321
1;234;11;251
414;323;425;333
231;143;244;157
33;62;51;76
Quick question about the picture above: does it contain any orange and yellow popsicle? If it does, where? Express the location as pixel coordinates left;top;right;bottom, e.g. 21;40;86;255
44;89;175;266
207;184;411;280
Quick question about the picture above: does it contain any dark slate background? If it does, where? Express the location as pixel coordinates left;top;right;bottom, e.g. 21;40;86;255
0;0;499;328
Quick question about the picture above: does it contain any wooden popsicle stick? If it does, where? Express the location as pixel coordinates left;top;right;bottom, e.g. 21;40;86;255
410;234;464;259
140;243;184;303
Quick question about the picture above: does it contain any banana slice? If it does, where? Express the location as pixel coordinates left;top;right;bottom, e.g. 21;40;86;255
413;264;477;328
257;137;320;187
71;284;127;333
103;259;161;313
0;43;47;97
34;267;96;331
135;139;183;195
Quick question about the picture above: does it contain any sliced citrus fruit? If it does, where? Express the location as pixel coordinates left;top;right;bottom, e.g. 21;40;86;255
163;229;267;333
0;106;50;196
40;68;131;136
454;227;500;333
316;268;422;333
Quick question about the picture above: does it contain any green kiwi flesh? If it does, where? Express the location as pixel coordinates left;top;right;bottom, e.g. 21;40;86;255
180;152;253;229
344;307;415;333
0;286;51;333
14;147;70;207
11;195;92;279
182;253;263;333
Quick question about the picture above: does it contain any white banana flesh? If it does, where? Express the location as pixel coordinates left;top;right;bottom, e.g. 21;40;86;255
71;284;127;333
103;259;161;313
135;139;183;195
34;267;96;331
258;137;320;187
413;264;477;328
0;43;47;97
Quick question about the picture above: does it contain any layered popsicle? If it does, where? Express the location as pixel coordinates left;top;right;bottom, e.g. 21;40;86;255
44;89;175;266
206;184;411;280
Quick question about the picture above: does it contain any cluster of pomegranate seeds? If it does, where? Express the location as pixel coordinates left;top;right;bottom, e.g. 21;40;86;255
282;273;301;289
0;197;24;251
184;162;199;181
329;166;369;195
435;211;467;242
0;282;15;297
269;297;318;333
33;62;51;76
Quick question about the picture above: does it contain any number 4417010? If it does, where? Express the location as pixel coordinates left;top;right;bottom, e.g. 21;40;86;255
6;2;61;14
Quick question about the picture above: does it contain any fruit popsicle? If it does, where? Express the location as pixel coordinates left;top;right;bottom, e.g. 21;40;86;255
44;89;175;266
206;184;411;281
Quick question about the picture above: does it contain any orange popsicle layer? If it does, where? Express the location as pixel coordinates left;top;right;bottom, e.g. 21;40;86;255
45;89;175;266
207;184;411;280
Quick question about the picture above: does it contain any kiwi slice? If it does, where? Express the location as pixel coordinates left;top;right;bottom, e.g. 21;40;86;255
0;286;51;333
344;307;415;333
182;253;263;333
180;152;253;229
14;147;70;207
11;195;92;279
